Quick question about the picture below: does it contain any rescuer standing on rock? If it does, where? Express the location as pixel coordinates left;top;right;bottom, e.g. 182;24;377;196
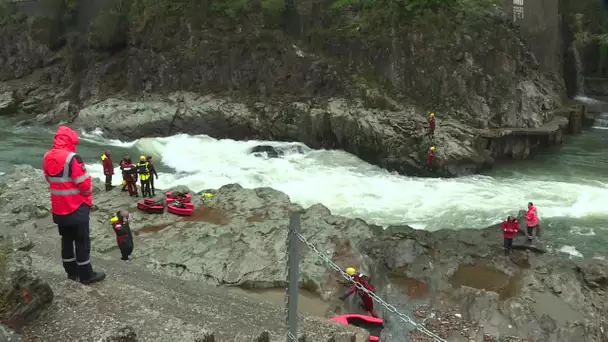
110;211;134;261
101;150;114;191
428;112;436;136
339;267;379;318
119;155;130;192
42;125;106;285
137;155;152;198
501;215;520;256
146;156;159;197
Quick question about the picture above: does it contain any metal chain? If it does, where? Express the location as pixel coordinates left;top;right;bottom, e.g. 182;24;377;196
284;219;292;339
290;226;447;342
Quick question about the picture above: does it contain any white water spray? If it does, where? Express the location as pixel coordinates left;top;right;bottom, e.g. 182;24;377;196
81;132;608;230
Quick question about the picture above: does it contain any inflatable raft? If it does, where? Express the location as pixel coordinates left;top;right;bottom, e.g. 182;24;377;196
137;199;165;214
167;201;194;216
330;314;383;341
165;192;192;204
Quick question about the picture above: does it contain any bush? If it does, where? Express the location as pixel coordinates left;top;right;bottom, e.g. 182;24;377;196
0;0;27;26
88;0;131;51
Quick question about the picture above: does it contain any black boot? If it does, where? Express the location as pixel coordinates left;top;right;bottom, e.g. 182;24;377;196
79;264;106;285
63;261;79;281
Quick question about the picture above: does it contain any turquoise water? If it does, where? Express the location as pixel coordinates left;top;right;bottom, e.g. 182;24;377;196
1;117;607;259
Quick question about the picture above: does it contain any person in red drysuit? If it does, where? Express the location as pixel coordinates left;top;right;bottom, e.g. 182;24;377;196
339;267;379;318
501;216;520;256
428;112;435;135
110;211;134;261
427;146;436;167
526;202;540;244
101;150;114;191
119;155;130;192
42;125;105;285
121;157;138;197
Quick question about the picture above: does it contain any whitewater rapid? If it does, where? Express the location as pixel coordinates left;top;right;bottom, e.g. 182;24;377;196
78;128;608;231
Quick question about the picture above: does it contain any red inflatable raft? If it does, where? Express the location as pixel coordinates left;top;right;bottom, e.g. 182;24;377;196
137;199;165;214
330;314;384;341
167;202;194;216
165;192;192;204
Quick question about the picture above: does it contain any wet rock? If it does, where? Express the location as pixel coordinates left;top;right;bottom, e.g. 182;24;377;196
101;325;137;341
576;259;608;288
249;145;283;158
3;165;608;341
0;89;18;115
0;235;53;333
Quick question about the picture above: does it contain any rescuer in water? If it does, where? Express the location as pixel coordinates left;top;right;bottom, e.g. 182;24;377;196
146;156;159;197
42;125;106;285
137;155;152;198
339;267;379;318
101;150;114;191
110;211;134;261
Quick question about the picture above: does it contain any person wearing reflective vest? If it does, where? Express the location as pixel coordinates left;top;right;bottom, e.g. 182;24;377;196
42;125;106;285
136;155;152;198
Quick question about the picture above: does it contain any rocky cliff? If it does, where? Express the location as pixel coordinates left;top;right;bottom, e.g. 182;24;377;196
2;165;608;341
0;0;578;176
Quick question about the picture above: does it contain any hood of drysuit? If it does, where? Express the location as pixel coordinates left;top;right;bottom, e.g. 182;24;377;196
45;126;80;175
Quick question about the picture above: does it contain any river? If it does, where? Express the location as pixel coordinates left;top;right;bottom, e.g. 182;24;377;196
1;117;607;259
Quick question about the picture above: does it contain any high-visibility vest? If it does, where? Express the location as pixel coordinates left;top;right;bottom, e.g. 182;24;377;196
43;150;92;215
137;161;150;180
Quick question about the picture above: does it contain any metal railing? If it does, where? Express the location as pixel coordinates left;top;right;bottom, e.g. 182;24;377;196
283;212;447;342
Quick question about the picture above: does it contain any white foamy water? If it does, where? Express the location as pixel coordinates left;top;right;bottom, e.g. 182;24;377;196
81;132;608;230
558;245;584;258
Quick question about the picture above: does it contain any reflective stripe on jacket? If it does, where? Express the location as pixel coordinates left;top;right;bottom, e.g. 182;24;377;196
43;150;92;215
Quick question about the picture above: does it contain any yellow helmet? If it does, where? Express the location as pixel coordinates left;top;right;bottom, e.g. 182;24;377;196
345;267;356;276
429;112;435;117
202;192;213;198
139;155;146;161
430;146;436;151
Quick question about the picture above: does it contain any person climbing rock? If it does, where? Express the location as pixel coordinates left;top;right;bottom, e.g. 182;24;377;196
427;146;436;167
146;156;159;197
121;157;138;197
42;125;106;285
339;267;379;318
119;155;130;192
137;155;152;198
501;216;519;256
428;112;435;136
110;211;134;261
101;150;115;191
526;202;540;244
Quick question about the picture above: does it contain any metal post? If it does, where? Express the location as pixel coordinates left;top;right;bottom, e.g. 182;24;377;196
285;212;300;342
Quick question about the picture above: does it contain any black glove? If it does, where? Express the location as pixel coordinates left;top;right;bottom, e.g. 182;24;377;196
338;295;346;301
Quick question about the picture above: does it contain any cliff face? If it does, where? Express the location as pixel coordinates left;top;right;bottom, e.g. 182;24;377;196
0;0;575;176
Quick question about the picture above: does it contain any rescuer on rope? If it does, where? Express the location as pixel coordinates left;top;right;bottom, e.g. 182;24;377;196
339;267;379;318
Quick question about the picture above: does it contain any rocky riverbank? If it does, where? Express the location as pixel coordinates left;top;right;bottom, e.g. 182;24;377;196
0;1;586;177
1;165;607;341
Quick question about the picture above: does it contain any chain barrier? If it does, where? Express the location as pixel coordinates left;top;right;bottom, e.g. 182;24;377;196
288;224;447;342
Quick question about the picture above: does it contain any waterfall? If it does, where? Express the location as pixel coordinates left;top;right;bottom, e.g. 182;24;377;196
573;43;585;96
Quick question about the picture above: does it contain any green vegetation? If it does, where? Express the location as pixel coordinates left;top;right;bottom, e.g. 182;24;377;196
0;0;26;26
563;0;608;76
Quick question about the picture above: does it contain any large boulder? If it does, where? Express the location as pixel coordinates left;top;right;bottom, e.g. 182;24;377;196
0;233;53;333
